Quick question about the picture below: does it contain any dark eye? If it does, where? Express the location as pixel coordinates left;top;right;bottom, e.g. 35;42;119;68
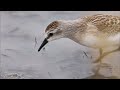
49;33;53;36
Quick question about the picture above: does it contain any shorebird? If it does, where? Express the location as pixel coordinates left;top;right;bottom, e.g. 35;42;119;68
38;14;120;74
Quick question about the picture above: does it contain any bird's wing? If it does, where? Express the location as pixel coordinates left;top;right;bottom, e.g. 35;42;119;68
83;14;120;34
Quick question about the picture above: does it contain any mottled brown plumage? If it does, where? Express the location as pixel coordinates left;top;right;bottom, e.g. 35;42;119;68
83;14;120;34
45;21;59;32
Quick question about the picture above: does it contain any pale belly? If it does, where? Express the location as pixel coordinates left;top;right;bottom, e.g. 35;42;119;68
74;33;120;48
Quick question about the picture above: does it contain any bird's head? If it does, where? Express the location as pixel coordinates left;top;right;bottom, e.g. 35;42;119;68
38;20;68;52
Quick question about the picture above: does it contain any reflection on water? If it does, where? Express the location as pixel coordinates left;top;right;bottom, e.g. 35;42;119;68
1;11;120;79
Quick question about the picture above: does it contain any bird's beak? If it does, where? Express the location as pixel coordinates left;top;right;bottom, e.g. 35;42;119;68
38;38;48;52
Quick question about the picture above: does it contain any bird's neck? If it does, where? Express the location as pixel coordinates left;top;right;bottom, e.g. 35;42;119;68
64;19;87;45
64;19;86;35
63;19;85;36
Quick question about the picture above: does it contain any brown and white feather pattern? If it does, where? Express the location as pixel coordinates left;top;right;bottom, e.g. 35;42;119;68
82;14;120;34
45;21;59;33
70;14;120;48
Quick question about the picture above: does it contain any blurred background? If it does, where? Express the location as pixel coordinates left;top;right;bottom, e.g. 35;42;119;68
0;11;120;79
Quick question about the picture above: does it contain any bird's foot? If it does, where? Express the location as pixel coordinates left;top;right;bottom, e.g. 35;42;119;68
92;63;111;78
93;57;101;63
93;54;104;63
100;63;111;69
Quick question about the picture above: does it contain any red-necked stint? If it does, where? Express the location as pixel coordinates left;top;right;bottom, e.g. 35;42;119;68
38;14;120;75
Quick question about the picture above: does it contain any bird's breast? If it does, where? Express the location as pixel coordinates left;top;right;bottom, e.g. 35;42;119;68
73;32;120;48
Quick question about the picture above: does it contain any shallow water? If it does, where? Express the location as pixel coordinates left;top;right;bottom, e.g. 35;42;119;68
0;11;120;79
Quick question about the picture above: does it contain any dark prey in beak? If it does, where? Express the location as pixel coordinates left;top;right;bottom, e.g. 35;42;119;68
38;38;48;52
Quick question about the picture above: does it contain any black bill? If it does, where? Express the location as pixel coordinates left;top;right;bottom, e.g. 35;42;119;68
38;38;48;52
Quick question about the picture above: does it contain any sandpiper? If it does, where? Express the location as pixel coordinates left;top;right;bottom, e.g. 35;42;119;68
38;14;120;73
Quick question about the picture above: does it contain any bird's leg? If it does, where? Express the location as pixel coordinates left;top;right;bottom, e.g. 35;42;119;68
98;47;120;62
99;48;103;56
94;47;120;63
93;47;120;77
93;48;103;63
91;48;103;77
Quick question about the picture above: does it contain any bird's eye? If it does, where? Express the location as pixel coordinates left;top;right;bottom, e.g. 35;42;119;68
49;33;53;36
47;33;53;39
